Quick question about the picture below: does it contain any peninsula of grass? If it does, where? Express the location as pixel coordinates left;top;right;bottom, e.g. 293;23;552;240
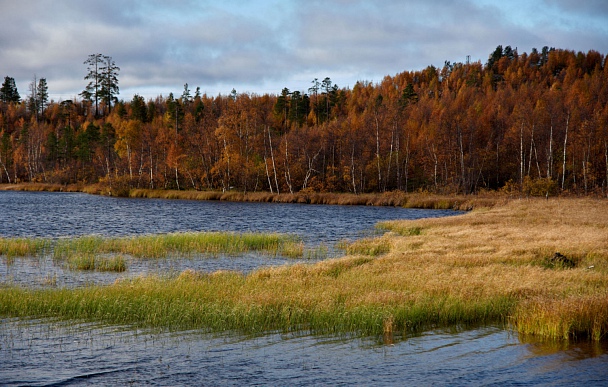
1;198;607;342
1;231;306;272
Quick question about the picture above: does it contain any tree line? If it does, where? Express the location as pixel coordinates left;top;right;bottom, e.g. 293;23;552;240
1;46;607;196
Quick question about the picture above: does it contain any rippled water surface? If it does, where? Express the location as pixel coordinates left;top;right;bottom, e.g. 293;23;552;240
0;191;457;288
1;191;607;385
2;319;607;386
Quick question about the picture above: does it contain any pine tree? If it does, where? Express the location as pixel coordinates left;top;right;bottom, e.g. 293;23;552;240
81;54;120;116
100;55;120;112
0;76;20;103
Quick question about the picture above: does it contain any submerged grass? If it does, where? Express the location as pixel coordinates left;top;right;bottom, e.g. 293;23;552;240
51;232;302;259
0;237;51;257
66;254;127;272
1;231;304;272
1;198;607;341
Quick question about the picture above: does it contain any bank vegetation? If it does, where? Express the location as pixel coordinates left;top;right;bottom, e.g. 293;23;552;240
1;198;606;342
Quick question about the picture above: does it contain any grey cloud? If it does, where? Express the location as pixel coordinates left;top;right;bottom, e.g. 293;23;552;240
0;0;606;100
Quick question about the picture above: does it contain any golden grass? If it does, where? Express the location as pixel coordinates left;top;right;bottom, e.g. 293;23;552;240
127;188;504;210
0;183;82;192
1;197;606;341
379;197;608;340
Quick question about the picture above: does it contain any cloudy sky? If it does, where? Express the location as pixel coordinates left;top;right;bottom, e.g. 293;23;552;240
1;0;607;102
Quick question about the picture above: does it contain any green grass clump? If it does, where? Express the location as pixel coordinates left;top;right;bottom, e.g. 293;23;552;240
0;231;303;262
54;232;301;259
0;237;51;257
512;294;608;341
0;269;517;336
66;254;127;272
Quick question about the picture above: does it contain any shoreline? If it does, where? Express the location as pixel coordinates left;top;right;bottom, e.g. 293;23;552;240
0;182;509;210
0;193;607;341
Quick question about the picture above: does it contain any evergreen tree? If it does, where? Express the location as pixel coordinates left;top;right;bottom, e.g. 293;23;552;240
0;76;20;103
99;55;120;113
81;53;103;116
37;78;48;116
81;54;120;116
130;94;148;122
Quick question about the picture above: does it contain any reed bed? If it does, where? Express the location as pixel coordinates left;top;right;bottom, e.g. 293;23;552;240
66;254;127;272
1;232;305;272
52;232;302;259
1;198;607;341
0;237;51;258
126;188;504;210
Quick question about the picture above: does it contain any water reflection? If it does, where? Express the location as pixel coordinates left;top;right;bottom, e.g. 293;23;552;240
1;319;606;386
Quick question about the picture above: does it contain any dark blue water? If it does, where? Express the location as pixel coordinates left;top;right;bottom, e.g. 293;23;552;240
1;191;607;386
2;319;607;386
0;191;456;242
0;191;458;287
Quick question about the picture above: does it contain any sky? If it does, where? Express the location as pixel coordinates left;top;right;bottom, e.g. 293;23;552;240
1;0;607;102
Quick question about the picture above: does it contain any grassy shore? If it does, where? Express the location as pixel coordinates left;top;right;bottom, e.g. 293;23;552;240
0;183;505;210
1;198;606;341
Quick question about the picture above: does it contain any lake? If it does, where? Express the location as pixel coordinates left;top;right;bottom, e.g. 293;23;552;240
1;191;607;386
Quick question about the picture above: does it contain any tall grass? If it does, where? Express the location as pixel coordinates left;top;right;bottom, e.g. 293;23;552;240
1;198;607;341
1;232;305;272
0;237;51;257
0;264;517;336
126;188;503;210
66;254;127;272
52;232;303;259
512;294;608;341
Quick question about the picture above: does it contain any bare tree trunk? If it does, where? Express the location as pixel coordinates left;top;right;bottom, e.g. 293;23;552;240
458;127;466;192
267;126;280;194
375;113;382;191
221;137;229;192
547;121;553;179
0;158;10;183
403;133;410;193
385;122;396;191
428;142;438;191
561;112;569;190
263;153;273;194
520;121;524;187
149;145;154;189
284;137;293;194
302;148;321;190
127;144;133;180
350;143;357;194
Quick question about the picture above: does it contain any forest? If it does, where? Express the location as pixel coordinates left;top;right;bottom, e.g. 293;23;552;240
1;46;607;196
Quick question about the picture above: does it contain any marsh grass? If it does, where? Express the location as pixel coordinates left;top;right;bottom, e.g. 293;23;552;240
0;237;51;257
0;232;303;261
1;198;607;341
67;232;303;258
305;243;329;260
66;254;127;272
126;188;504;210
2;232;305;271
513;294;608;341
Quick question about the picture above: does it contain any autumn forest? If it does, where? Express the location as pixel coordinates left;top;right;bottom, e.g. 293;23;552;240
1;46;607;196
